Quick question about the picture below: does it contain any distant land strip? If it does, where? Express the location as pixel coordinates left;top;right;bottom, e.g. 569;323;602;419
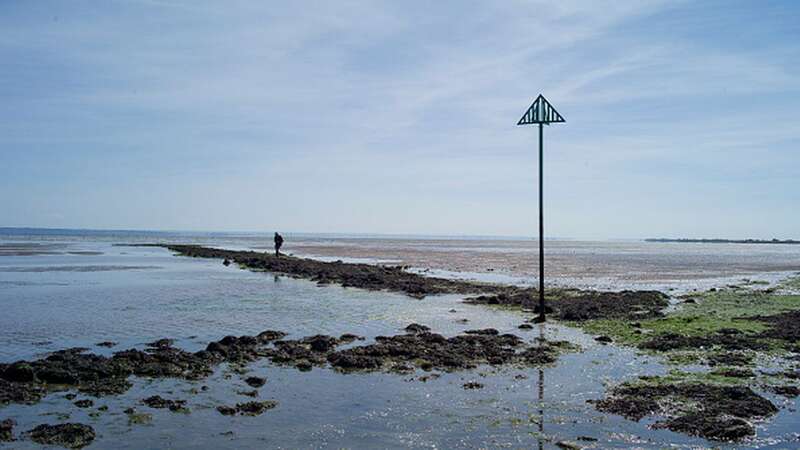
646;238;800;244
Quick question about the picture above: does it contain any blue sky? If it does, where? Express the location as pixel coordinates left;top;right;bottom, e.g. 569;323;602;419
1;1;798;239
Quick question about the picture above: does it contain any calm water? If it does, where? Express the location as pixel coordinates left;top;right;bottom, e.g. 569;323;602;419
1;230;799;448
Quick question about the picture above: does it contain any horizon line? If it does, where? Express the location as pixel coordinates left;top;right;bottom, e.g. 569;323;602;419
0;226;612;241
1;226;796;243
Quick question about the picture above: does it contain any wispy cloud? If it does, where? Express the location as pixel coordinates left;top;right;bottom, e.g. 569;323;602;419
0;0;798;237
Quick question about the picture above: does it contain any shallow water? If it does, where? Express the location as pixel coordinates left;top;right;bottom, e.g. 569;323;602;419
1;232;799;448
4;229;800;291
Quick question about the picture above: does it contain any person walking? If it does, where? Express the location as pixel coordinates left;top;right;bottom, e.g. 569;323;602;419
274;232;284;257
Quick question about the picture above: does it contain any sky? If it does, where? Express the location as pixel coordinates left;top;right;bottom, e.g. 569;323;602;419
1;1;798;239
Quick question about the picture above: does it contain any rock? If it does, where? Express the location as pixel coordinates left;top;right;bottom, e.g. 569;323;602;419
462;381;484;389
518;346;560;365
256;330;287;342
237;389;258;397
244;376;266;388
141;395;188;412
593;380;778;441
326;353;383;370
304;335;338;352
203;335;262;363
418;373;440;382
37;367;80;384
710;368;754;378
73;399;93;408
236;400;278;416
223;258;231;266
27;423;95;449
0;419;15;442
127;411;152;425
555;441;583;449
146;338;174;349
338;333;363;343
0;379;46;405
467;289;668;322
595;335;613;344
656;413;754;441
751;309;800;343
2;362;35;383
95;341;117;348
639;332;768;352
217;405;237;415
158;244;499;299
79;378;132;397
0;327;576;412
464;329;498;335
767;385;800;398
404;323;430;334
518;324;534;330
391;364;414;373
218;400;278;416
780;369;800;379
324;330;568;372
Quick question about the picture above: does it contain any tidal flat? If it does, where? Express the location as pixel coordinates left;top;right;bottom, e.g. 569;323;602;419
1;232;800;448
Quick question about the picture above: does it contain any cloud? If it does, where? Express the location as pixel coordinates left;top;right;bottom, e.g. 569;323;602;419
0;1;798;237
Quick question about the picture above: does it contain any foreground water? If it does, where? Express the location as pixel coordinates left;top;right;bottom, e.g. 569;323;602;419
1;231;799;448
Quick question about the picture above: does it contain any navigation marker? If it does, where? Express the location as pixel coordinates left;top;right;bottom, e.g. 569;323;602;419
517;94;565;323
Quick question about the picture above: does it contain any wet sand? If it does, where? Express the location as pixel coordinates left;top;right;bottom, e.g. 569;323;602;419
279;237;800;291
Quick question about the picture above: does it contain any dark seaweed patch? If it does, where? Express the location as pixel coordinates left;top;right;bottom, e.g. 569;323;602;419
466;289;669;322
26;423;95;449
592;381;777;441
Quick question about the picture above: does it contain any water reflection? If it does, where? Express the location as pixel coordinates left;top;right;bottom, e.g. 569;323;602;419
537;322;545;450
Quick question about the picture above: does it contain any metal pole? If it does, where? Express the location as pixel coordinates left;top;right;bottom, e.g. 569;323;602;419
537;123;545;322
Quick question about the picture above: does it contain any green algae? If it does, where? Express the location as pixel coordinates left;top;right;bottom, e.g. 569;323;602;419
585;279;800;442
781;275;800;291
576;277;800;361
655;369;751;386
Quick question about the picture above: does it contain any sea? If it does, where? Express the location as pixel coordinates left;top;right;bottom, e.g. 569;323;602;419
1;228;798;449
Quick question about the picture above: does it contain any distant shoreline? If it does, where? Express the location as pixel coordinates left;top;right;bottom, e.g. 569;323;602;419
646;238;800;245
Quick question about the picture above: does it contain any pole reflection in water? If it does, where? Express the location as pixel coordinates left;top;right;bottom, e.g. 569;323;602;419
537;322;545;450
